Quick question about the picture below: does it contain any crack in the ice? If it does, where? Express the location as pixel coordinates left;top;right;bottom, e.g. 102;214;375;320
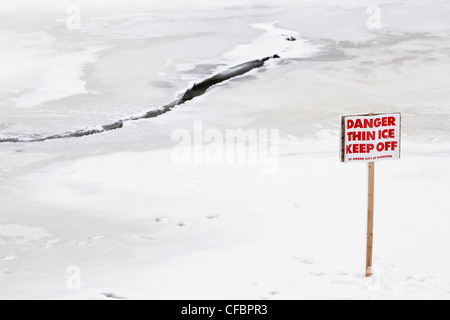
0;55;279;144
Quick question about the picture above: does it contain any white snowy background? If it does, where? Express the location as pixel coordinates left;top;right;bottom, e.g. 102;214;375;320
0;0;449;299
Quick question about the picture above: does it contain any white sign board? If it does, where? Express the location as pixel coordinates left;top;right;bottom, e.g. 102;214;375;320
341;113;401;163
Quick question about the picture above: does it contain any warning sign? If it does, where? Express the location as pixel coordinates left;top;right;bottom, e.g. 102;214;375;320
341;113;401;163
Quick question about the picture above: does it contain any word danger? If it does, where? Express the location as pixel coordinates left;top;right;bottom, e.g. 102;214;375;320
341;113;401;163
347;116;396;129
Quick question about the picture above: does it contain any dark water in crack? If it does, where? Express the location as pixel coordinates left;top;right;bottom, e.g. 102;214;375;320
0;55;279;144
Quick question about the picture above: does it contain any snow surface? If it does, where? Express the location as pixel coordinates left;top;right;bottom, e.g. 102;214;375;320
1;0;450;300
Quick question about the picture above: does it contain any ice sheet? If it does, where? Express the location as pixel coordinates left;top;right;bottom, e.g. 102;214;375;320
1;0;450;300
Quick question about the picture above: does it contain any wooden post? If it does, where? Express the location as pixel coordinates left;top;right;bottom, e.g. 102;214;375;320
366;161;375;277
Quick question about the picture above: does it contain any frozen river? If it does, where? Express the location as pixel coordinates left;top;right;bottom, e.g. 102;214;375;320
1;0;450;299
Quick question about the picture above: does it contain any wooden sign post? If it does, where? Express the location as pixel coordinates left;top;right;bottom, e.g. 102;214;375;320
366;161;375;277
340;113;401;277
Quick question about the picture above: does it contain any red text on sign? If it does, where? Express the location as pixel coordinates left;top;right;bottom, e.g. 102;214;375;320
376;141;398;152
378;129;395;139
346;144;375;154
347;116;396;129
346;141;398;155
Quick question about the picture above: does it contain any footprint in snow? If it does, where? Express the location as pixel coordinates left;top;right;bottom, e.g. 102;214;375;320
178;221;192;227
294;256;314;265
335;270;349;276
0;268;11;274
0;256;17;261
101;292;127;300
75;235;106;245
259;291;280;300
283;201;301;209
206;214;220;220
310;271;326;277
138;235;156;242
155;217;169;223
42;239;60;248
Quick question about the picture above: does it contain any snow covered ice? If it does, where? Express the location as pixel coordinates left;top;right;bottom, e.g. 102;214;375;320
1;0;450;299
